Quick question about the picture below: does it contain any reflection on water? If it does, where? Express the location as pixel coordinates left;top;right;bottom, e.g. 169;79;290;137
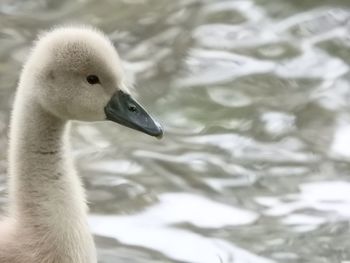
1;0;350;262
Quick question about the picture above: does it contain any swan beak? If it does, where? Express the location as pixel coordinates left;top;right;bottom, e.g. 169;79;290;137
104;90;163;138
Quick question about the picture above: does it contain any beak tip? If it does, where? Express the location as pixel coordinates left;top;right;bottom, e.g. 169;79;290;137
156;130;164;140
153;123;164;139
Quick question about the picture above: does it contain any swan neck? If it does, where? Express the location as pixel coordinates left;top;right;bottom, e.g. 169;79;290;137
8;93;87;222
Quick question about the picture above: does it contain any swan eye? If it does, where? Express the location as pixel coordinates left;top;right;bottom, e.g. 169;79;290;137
86;75;100;85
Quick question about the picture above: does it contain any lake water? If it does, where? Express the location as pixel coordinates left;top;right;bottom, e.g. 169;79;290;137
1;0;350;262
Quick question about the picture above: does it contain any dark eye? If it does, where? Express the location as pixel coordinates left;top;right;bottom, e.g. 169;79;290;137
86;75;100;85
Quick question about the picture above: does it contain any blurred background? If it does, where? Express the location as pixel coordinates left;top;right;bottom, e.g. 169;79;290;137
1;0;350;262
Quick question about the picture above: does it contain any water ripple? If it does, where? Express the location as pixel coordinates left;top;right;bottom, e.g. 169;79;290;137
1;0;350;262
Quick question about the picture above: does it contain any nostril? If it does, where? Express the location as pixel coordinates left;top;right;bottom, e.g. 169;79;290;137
128;104;137;112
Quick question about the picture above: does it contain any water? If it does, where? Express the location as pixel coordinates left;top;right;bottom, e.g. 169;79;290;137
1;0;350;262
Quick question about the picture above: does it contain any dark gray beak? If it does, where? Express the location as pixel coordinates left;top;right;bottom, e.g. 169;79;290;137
104;90;163;138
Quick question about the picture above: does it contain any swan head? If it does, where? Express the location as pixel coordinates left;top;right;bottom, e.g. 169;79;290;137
22;26;163;138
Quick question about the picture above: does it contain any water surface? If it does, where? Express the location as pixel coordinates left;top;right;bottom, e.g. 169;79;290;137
1;0;350;262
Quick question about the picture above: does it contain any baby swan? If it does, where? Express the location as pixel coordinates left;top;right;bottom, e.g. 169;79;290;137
0;26;162;263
